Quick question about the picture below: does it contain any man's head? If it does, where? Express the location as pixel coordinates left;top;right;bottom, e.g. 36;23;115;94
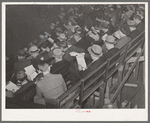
17;49;27;60
127;20;136;32
133;14;142;24
50;23;55;30
114;23;130;38
88;44;103;61
29;45;40;59
41;42;51;52
52;48;64;61
39;32;46;39
105;35;116;50
38;60;49;72
57;41;68;51
57;33;67;41
16;71;27;82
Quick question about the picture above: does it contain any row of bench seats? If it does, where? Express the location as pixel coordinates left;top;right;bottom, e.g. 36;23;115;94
6;31;145;108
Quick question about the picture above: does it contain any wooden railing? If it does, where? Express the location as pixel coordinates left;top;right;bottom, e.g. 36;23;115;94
54;31;145;108
6;31;145;108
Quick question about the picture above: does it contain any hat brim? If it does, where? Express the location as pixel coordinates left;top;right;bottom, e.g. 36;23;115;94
120;24;131;36
53;52;64;57
29;49;40;54
88;46;103;58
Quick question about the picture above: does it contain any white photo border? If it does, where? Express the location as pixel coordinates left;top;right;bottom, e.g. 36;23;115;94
2;2;148;121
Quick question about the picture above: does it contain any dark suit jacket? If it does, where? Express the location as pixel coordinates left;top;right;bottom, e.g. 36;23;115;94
31;52;54;70
115;36;131;49
51;60;69;81
63;45;85;62
136;22;145;33
15;81;36;101
34;73;67;105
80;48;120;78
129;30;141;40
14;59;31;74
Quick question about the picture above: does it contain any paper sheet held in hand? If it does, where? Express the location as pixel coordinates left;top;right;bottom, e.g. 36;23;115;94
76;55;87;71
24;65;38;81
6;81;20;92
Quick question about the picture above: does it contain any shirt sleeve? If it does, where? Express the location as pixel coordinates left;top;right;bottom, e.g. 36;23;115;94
59;74;67;92
72;46;85;53
36;84;44;98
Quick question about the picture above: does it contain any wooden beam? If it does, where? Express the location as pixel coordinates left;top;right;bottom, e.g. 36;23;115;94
127;56;144;63
124;83;138;88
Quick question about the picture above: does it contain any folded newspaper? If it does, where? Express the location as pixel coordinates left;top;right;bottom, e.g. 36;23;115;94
24;65;38;81
70;52;87;71
6;81;21;92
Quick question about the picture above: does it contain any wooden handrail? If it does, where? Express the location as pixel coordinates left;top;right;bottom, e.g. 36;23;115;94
110;49;144;103
57;61;107;101
6;31;145;108
58;31;145;105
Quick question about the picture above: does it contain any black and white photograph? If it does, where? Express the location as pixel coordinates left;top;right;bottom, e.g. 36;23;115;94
2;2;148;121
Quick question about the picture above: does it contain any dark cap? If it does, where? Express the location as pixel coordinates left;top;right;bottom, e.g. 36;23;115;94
17;49;27;57
133;14;142;20
120;23;131;35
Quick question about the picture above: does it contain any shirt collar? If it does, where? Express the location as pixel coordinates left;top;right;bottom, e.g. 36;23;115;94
43;70;49;75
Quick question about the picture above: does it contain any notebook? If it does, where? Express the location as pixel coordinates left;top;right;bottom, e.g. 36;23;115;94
6;81;20;92
24;65;38;81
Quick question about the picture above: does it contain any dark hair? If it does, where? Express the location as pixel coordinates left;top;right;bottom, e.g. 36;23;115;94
41;41;53;49
57;41;68;49
16;71;27;82
38;60;48;67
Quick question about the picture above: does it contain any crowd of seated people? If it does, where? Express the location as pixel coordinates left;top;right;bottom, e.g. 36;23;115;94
6;4;145;106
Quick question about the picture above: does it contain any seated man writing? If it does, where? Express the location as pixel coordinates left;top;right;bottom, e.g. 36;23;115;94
34;60;67;105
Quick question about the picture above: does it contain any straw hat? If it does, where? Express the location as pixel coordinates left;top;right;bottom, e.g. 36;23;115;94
105;35;116;44
52;48;64;57
88;44;103;57
58;33;67;40
28;45;40;54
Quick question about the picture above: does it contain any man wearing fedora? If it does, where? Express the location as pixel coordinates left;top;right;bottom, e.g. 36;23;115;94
50;48;69;81
114;23;131;49
29;45;50;70
34;60;67;105
133;14;145;33
102;35;116;52
127;20;141;40
57;41;85;62
14;49;31;75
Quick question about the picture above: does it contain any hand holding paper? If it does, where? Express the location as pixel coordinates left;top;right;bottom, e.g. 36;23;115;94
70;52;85;57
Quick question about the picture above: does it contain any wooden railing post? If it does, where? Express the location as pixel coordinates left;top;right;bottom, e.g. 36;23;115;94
116;65;124;108
79;79;84;108
122;44;129;78
99;82;105;108
104;60;110;100
110;49;144;104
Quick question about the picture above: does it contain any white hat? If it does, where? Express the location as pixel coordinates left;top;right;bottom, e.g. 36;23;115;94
29;45;40;54
53;48;64;57
106;35;116;44
88;44;103;57
58;33;67;40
